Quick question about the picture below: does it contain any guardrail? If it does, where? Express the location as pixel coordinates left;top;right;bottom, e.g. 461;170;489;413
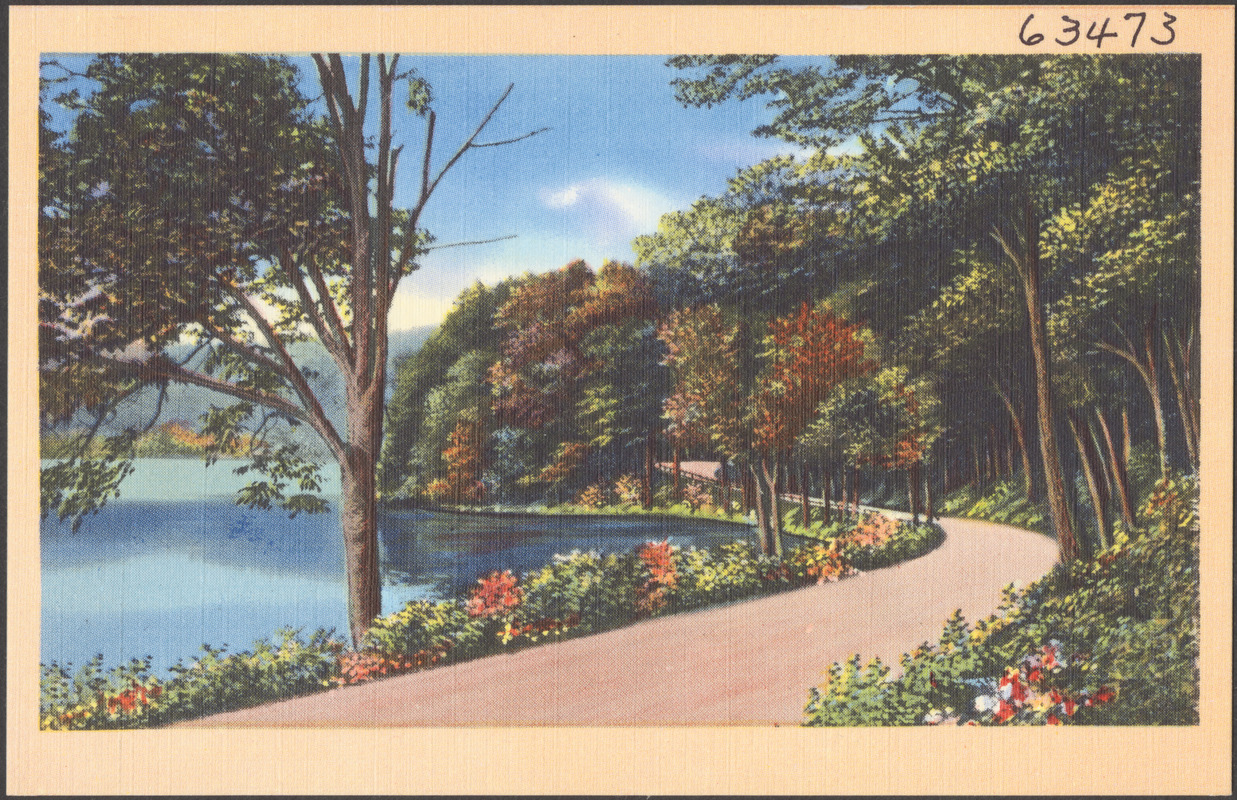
654;462;916;522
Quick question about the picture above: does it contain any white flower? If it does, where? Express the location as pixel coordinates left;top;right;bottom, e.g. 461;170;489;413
974;694;999;713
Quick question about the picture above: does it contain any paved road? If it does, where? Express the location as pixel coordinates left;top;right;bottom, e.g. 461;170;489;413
178;516;1057;727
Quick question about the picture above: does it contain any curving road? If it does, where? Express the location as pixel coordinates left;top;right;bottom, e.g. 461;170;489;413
177;516;1058;727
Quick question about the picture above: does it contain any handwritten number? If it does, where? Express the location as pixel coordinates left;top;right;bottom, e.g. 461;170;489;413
1019;14;1045;45
1150;11;1176;45
1022;10;1177;48
1086;18;1119;48
1056;16;1081;46
1124;12;1147;45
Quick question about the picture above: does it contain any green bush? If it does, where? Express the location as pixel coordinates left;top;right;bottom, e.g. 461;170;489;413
938;480;1049;534
41;627;344;730
804;475;1199;727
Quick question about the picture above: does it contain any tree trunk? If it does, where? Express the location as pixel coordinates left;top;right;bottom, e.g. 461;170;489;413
720;459;731;512
741;465;754;515
1095;407;1135;528
1143;313;1170;479
1068;408;1110;552
750;461;771;555
1164;329;1199;471
341;381;384;647
821;466;832;525
993;380;1037;503
972;438;983;488
641;428;655;509
839;463;850;518
851;462;862;518
924;465;935;522
760;451;784;557
908;461;922;524
1006;205;1077;561
800;461;811;529
672;442;682;500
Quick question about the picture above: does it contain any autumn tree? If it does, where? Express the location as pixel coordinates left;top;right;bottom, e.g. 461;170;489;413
489;260;660;500
668;54;1200;562
39;54;546;646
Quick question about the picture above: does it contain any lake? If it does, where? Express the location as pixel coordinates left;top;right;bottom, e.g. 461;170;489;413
40;459;757;674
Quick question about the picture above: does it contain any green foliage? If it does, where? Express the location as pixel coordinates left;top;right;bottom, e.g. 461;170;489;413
41;627;344;730
361;599;485;662
939;480;1049;535
804;478;1199;726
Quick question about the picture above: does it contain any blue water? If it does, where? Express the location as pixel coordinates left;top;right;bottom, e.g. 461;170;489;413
41;460;755;674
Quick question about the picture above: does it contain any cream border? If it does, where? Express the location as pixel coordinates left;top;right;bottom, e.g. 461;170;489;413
8;5;1233;795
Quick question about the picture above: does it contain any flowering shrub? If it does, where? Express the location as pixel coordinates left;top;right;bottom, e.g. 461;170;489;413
467;570;524;619
41;627;345;730
805;478;1199;727
785;542;853;584
954;641;1117;725
333;646;452;687
681;482;714;511
574;483;608;509
635;539;679;615
614;474;642;505
838;512;899;549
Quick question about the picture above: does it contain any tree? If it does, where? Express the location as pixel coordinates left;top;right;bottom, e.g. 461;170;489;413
380;280;514;498
489;260;659;500
39;54;546;646
668;54;1200;562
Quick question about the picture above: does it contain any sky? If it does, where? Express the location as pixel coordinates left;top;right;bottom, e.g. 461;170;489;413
342;55;818;330
45;54;824;331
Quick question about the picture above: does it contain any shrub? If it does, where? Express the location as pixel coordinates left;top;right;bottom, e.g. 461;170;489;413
785;542;852;584
613;474;643;505
939;480;1048;534
675;540;764;607
681;482;714;511
635;539;679;615
574;483;608;509
41;500;946;729
804;477;1199;726
40;627;345;730
466;570;524;619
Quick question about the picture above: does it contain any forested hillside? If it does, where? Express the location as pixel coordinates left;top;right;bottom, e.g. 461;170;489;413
380;54;1200;562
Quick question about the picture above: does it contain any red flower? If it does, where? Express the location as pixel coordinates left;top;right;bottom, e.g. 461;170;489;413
1027;667;1043;684
1061;696;1077;716
993;700;1016;723
999;670;1028;704
1094;686;1116;704
1047;713;1062;725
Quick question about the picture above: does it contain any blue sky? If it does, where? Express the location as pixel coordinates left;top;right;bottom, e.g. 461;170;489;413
340;55;818;329
45;54;823;330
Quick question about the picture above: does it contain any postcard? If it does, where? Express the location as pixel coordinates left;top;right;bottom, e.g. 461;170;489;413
8;5;1233;795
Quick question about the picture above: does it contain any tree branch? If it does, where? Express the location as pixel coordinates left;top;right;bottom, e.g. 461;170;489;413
223;284;348;461
472;127;551;148
277;241;351;371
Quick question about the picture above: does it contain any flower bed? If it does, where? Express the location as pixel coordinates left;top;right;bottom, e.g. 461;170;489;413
803;475;1199;726
41;510;941;730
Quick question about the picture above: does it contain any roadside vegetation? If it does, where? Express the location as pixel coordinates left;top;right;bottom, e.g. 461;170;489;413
41;509;939;729
804;475;1198;726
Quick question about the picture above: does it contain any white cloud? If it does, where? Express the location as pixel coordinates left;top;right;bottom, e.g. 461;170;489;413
538;178;679;245
546;186;580;208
